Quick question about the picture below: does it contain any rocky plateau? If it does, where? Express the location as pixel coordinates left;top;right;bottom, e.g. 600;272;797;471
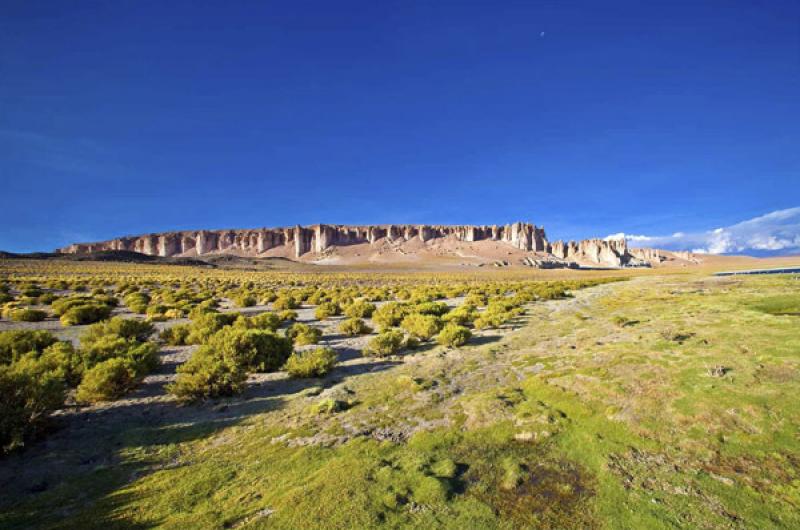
57;222;695;268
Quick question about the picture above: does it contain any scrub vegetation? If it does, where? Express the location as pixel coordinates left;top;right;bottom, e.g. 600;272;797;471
0;258;798;529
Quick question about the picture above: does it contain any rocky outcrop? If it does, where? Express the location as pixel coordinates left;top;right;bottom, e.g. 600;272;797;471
57;222;656;268
58;222;549;259
630;247;663;263
546;238;641;267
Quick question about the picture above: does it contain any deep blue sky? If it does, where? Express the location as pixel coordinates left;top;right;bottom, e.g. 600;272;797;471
1;0;798;252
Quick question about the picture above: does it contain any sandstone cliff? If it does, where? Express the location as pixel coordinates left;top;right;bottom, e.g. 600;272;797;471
57;222;654;268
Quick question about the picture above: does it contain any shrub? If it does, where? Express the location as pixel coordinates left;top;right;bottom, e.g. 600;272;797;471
233;293;257;308
123;292;151;314
400;314;442;340
81;317;155;346
0;363;65;454
186;312;239;344
59;303;113;326
160;324;191;345
258;291;277;304
75;358;138;404
339;317;372;336
0;330;58;365
188;299;219;319
168;347;247;401
234;312;281;331
287;323;322;346
443;304;478;326
38;341;83;387
38;293;59;305
78;317;160;380
272;295;299;311
314;302;341;320
124;342;160;377
364;330;405;357
414;301;450;316
284;347;337;378
9;308;47;322
206;327;292;372
473;311;511;330
12;342;83;389
79;334;159;374
52;296;92;316
344;300;376;318
436;323;472;347
372;302;410;329
278;310;298;322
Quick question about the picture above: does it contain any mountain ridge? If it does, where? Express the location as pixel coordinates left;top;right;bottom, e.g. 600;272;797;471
56;222;688;268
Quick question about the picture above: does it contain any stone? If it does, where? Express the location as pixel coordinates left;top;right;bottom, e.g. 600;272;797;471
56;221;663;267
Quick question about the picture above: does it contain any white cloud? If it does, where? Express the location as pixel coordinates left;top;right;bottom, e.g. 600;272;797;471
607;207;800;255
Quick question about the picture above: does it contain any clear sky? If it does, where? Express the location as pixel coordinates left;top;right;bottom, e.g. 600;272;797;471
1;1;798;253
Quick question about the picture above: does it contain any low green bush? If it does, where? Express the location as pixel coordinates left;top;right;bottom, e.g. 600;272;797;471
168;347;247;401
314;302;341;320
188;299;219;319
372;302;410;330
344;300;376;318
436;323;472;347
287;323;323;346
339;317;372;336
278;310;298;322
81;317;155;346
59;303;113;326
443;304;478;326
234;312;281;331
400;313;443;340
38;342;83;387
8;308;47;322
0;330;58;365
233;293;257;308
414;301;450;316
364;330;405;357
124;342;160;377
160;324;191;346
272;295;299;311
186;312;239;344
75;357;137;404
52;296;92;316
206;327;292;372
284;347;337;378
123;292;151;314
0;363;65;454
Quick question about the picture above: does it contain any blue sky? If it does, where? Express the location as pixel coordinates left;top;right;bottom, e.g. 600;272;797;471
1;1;798;254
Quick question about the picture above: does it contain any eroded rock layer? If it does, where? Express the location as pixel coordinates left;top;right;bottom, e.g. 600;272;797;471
57;222;653;267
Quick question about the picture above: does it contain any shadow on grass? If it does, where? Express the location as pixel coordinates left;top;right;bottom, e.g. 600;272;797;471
0;345;402;529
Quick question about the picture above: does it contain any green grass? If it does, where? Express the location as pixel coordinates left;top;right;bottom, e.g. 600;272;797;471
751;294;800;315
2;274;800;528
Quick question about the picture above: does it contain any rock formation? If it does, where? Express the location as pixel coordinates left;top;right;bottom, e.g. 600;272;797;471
57;222;660;268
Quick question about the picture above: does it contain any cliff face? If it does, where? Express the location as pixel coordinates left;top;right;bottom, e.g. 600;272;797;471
549;238;636;267
57;222;648;268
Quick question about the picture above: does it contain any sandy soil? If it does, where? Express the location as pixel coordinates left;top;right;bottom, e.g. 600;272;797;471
0;280;546;501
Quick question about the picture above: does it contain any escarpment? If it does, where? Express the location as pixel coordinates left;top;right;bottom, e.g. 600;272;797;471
57;222;667;268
